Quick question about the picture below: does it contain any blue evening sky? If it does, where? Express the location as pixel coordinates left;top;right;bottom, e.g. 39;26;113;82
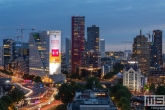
0;0;165;52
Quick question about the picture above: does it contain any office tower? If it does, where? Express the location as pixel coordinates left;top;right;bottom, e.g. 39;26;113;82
71;16;85;73
3;38;14;69
80;50;101;77
123;61;142;91
12;41;29;60
100;39;105;58
132;30;150;75
87;25;99;51
29;30;62;77
65;38;71;72
153;30;163;67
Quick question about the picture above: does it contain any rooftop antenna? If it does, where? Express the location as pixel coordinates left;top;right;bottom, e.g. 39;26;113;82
140;29;142;36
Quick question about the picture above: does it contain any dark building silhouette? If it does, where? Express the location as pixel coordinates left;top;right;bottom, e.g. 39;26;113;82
87;25;99;51
132;30;150;75
153;30;162;67
71;16;85;73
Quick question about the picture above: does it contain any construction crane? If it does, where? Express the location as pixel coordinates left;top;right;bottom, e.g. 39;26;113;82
0;25;35;57
120;41;133;50
146;31;153;42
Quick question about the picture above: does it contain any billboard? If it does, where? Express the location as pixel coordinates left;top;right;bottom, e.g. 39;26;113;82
49;30;61;75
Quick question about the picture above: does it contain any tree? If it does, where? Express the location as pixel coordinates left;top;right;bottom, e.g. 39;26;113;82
149;83;155;92
117;97;130;110
55;104;67;110
144;84;149;91
8;88;25;103
110;84;122;96
56;83;75;104
114;89;130;103
86;77;102;89
0;96;13;106
155;86;165;95
34;76;42;83
0;100;8;110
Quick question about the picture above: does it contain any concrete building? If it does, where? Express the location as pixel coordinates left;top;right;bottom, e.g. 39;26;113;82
29;31;65;83
3;38;14;69
67;88;117;110
65;38;71;72
100;39;105;58
87;25;99;51
80;50;101;77
124;50;132;60
105;51;124;60
132;30;150;75
123;61;142;91
148;70;165;86
71;16;85;73
153;30;163;68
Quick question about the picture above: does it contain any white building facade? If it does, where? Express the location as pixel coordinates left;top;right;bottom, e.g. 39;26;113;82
123;61;142;91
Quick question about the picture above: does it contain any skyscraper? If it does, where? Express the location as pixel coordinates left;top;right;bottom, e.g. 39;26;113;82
153;30;162;67
65;38;71;72
71;16;85;73
100;39;105;58
132;30;150;75
29;30;62;77
87;25;99;51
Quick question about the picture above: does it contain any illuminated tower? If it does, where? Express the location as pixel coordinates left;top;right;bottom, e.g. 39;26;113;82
71;16;85;73
29;30;61;77
132;30;150;75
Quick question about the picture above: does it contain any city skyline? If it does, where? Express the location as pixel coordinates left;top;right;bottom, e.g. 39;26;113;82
0;0;165;51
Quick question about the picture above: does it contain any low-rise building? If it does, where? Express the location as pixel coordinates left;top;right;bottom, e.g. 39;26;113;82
67;88;117;110
123;61;142;91
148;70;165;86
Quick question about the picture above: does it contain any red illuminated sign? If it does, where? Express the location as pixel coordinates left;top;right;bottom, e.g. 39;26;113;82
52;49;59;56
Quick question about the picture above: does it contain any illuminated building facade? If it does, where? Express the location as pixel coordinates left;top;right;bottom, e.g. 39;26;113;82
3;39;14;69
123;61;142;91
71;16;85;73
29;30;61;77
132;30;150;75
148;70;165;86
87;25;99;51
105;51;124;60
80;50;101;77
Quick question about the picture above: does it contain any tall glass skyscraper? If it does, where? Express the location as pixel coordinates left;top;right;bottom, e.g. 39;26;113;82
71;16;85;73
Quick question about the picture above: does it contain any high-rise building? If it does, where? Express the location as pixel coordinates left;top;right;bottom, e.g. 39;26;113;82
132;30;150;75
3;38;14;69
29;30;62;78
153;30;163;67
87;25;99;51
65;38;71;72
80;50;101;77
71;16;85;73
100;39;105;58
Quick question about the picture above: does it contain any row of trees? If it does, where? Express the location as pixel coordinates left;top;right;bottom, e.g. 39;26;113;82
103;63;124;79
55;77;102;106
0;88;25;110
110;84;132;110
